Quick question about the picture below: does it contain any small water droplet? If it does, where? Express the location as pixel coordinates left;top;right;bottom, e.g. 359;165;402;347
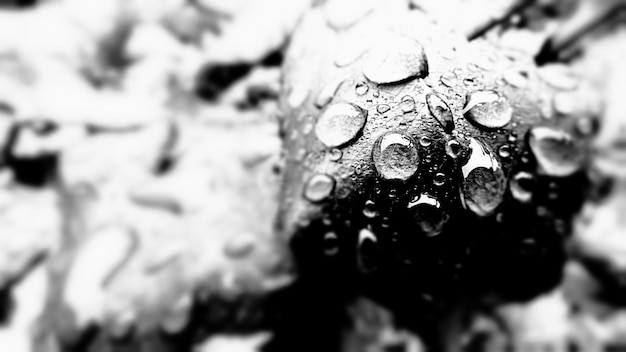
363;200;377;218
528;127;583;177
575;116;598;137
357;228;378;273
440;72;458;87
446;139;462;158
419;136;432;147
323;232;339;256
463;90;513;129
408;193;447;237
373;90;380;98
433;172;446;187
355;81;369;96
460;138;506;216
552;92;576;115
503;68;529;88
539;65;579;91
304;174;335;202
372;132;420;181
329;148;343;161
224;234;256;259
362;34;428;84
498;144;512;158
426;94;454;133
376;104;390;114
400;95;415;113
315;103;368;148
509;171;535;203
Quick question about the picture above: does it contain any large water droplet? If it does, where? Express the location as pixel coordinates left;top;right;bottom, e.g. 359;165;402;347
362;34;428;85
498;144;512;158
460;138;506;216
509;171;535;203
528;127;583;177
315;103;367;148
304;174;335;202
372;132;419;181
426;94;454;133
463;90;513;129
400;95;415;113
408;193;447;237
357;228;378;273
419;136;432;147
433;172;446;187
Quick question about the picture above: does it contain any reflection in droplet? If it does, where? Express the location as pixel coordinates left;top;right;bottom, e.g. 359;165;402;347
372;132;420;181
464;90;513;129
460;138;506;216
408;193;447;237
315;103;367;148
357;228;378;273
304;174;335;202
509;171;535;203
426;94;454;133
528;126;582;177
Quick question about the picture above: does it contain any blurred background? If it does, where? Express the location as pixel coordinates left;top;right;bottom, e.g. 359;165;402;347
0;0;623;351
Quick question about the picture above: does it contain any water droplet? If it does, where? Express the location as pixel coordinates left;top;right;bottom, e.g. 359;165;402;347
460;138;506;216
372;132;420;181
362;34;428;85
329;148;343;161
503;68;529;88
408;193;447;237
539;65;579;91
355;81;369;96
363;200;377;218
433;172;446;187
224;234;256;259
509;171;535;203
400;95;415;113
528;127;583;177
440;72;458;87
376;104;390;114
446;139;462;158
304;174;335;202
498;144;512;158
426;94;454;133
419;136;432;147
575;116;598;137
323;232;339;256
315;78;344;108
463;90;513;129
315;103;367;147
552;92;576;115
373;90;380;98
357;228;378;273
